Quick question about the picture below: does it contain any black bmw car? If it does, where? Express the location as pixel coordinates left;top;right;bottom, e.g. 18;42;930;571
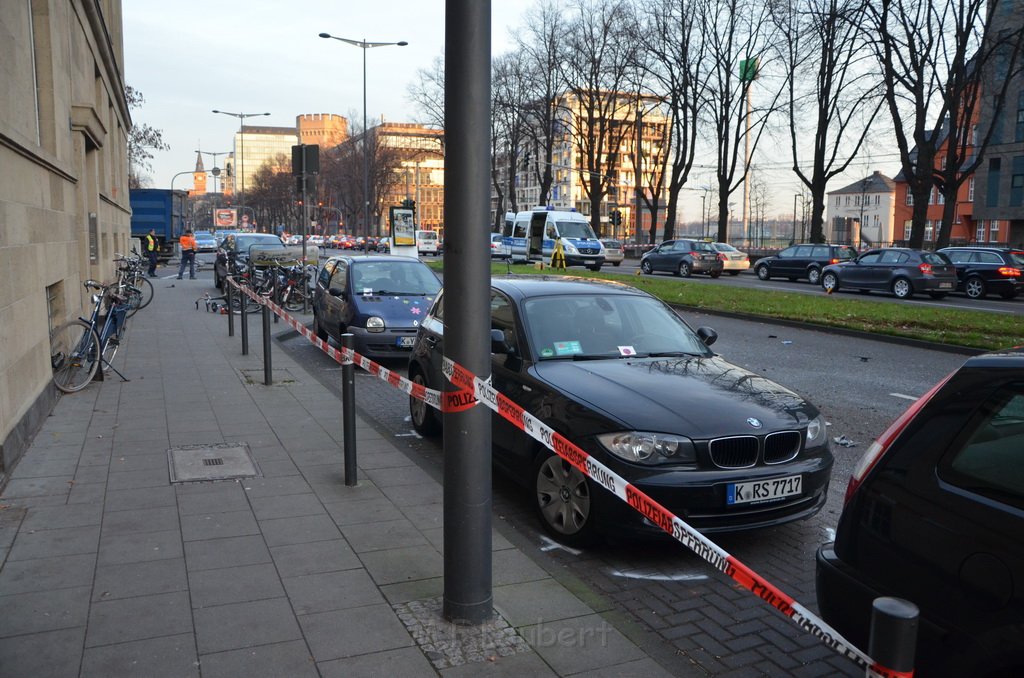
408;275;833;544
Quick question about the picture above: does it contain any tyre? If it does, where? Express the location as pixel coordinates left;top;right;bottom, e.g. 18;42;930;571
534;452;599;547
709;270;721;279
640;259;653;275
125;287;144;319
892;277;913;299
821;271;840;294
677;261;692;277
612;261;621;267
135;276;154;310
755;264;770;281
964;276;986;299
409;370;441;437
728;271;740;276
929;292;948;299
807;267;821;285
50;320;100;393
283;289;305;312
588;264;602;272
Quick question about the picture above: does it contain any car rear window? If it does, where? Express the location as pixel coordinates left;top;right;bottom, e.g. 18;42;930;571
835;246;857;260
603;240;622;248
944;385;1024;509
1007;251;1024;266
921;252;950;265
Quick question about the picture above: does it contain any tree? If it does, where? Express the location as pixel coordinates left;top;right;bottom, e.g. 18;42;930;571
700;0;786;243
559;0;640;237
492;51;531;227
126;86;169;188
870;0;1022;248
406;55;445;130
636;0;708;242
771;0;883;244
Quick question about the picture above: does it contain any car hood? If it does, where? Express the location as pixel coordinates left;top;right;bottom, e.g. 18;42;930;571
352;293;435;327
530;355;814;437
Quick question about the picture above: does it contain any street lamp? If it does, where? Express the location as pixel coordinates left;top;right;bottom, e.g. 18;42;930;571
319;32;408;238
196;150;230;193
212;110;270;230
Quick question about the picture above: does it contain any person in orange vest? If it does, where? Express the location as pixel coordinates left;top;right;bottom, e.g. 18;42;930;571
177;229;197;280
145;229;158;277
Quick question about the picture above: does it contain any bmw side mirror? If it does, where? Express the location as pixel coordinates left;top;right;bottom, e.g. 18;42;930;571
696;326;718;347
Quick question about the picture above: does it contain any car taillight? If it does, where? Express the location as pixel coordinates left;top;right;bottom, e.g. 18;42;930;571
844;372;953;505
718;253;727;261
997;266;1021;277
918;262;932;275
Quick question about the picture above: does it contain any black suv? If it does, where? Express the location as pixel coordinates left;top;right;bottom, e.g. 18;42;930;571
754;243;858;285
816;348;1024;676
937;246;1023;300
639;239;723;277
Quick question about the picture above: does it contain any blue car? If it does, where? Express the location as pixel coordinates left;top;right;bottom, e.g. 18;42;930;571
312;255;441;360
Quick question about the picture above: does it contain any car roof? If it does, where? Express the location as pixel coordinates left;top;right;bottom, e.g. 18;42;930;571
327;254;421;265
939;245;1018;252
489;274;649;300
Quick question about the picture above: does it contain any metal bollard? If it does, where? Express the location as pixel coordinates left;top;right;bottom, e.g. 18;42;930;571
868;597;918;677
341;333;357;486
272;268;279;324
226;280;235;337
262;303;272;385
240;287;249;356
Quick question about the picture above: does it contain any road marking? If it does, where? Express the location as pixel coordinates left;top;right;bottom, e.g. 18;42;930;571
889;392;918;401
609;568;708;582
394;432;421;438
539;536;582;556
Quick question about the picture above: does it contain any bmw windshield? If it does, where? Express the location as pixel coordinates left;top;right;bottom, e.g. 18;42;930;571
524;294;711;360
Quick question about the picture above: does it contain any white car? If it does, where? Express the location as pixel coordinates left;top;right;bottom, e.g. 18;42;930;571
490;233;510;259
711;242;749;275
599;239;624;266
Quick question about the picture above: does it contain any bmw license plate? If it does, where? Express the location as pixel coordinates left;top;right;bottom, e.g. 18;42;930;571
938;282;953;289
396;336;416;348
727;475;802;505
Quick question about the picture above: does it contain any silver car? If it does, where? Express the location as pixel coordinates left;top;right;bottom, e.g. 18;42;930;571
599;239;624;266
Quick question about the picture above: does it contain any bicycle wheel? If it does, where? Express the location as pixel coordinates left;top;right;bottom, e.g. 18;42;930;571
134;276;154;310
123;285;144;318
283;287;306;312
50;319;100;393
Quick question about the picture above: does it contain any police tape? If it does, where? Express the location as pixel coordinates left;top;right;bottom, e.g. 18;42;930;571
228;278;465;413
226;277;903;678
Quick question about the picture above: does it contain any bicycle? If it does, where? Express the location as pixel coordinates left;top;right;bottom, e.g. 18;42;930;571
113;251;154;317
50;280;133;393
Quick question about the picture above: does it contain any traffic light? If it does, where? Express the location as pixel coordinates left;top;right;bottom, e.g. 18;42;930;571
401;198;416;210
610;209;622;226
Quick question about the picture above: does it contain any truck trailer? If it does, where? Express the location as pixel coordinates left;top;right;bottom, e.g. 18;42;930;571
129;188;186;261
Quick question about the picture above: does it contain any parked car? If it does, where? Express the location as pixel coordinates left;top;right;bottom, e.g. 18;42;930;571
491;233;511;259
710;242;749;275
937;246;1023;300
312;254;441;360
816;347;1024;677
754;243;858;285
194;232;218;253
408;275;833;544
214;232;296;290
600;239;625;266
820;248;956;299
378;237;391;253
639;239;724;278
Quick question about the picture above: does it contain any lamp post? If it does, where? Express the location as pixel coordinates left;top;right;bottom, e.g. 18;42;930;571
212;110;270;230
792;193;799;245
319;32;408;238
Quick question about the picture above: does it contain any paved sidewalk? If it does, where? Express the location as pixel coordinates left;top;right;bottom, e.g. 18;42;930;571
0;269;678;677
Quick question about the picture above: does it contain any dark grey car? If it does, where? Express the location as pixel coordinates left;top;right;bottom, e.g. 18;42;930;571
754;244;858;285
639;239;723;278
820;248;957;299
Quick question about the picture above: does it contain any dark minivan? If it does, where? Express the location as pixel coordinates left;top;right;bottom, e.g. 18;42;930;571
754;243;858;285
937;246;1023;300
816;348;1024;677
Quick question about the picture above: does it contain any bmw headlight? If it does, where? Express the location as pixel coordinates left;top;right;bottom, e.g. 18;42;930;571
597;432;696;465
806;415;827;447
366;316;385;333
562;240;579;254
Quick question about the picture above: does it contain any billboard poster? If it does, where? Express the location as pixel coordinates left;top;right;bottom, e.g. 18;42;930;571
214;208;237;227
390;207;416;246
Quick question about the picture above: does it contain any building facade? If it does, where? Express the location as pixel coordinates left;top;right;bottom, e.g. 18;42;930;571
369;122;446;234
233;125;298;210
0;0;131;482
297;113;348;149
825;171;897;246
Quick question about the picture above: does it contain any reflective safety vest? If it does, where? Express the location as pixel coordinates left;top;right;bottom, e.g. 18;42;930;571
146;234;156;251
180;234;196;251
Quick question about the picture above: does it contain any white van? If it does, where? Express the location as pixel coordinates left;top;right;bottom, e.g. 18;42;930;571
503;208;605;271
416;229;439;256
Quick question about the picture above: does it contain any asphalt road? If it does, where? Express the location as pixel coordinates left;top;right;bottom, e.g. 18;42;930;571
267;293;969;677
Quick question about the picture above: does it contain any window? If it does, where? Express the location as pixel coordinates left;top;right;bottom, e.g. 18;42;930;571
875;194;880;205
904;221;913;240
969;176;975;202
858;252;882;264
943;384;1024;509
925;221;935;242
835;196;840;207
977;221;986;242
991;220;1000;238
906;189;914;206
937;191;945;205
490;292;518;354
845;196;851;206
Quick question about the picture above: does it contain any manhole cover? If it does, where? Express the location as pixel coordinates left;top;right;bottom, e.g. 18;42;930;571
168;443;261;483
239;368;298;386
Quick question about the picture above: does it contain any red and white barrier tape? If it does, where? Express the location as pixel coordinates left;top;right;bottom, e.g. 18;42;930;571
228;277;905;678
